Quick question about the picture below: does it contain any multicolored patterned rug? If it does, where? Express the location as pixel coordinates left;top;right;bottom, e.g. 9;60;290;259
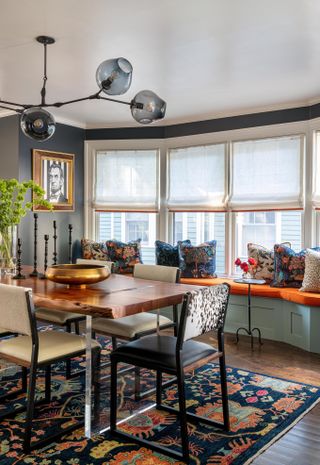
0;335;319;465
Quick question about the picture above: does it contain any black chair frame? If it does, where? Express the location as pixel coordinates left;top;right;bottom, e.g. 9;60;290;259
98;268;180;400
0;291;100;454
110;285;230;464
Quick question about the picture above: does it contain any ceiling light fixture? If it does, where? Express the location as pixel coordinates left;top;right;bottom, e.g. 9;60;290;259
0;36;167;141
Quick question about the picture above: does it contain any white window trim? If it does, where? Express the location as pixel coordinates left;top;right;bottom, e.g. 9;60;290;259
85;117;319;276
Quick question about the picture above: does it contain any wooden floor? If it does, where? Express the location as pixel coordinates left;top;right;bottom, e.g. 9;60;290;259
210;332;320;465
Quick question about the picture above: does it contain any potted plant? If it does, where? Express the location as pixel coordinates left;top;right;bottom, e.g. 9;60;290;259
0;178;51;273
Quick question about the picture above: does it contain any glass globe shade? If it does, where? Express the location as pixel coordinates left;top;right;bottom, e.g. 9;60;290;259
20;107;55;141
96;57;133;95
131;90;166;124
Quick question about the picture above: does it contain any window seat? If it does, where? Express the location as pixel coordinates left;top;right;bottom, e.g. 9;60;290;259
180;277;320;353
180;277;320;307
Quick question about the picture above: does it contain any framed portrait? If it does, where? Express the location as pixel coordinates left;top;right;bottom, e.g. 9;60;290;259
32;149;74;211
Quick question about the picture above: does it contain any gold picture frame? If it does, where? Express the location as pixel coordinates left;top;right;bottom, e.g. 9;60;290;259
32;149;75;211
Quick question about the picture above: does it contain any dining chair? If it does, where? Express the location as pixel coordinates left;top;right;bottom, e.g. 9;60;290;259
0;283;101;453
92;263;180;398
35;258;112;378
110;283;230;464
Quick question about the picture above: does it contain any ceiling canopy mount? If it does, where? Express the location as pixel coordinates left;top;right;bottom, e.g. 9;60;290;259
0;36;166;141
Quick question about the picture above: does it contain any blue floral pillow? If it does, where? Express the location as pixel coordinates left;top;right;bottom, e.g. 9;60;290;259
271;244;320;288
106;239;143;274
178;240;217;278
155;240;191;267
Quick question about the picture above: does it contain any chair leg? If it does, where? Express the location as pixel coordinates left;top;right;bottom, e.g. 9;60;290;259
45;365;51;403
23;361;37;454
74;321;80;335
22;367;28;393
173;304;178;337
110;359;118;432
111;337;118;350
156;370;162;407
219;354;230;431
176;365;190;464
134;366;141;400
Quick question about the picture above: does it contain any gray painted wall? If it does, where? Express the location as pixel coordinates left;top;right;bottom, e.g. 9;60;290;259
0;115;20;179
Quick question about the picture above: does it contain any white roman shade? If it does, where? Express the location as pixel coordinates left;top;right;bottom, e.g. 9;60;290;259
94;150;159;211
229;135;304;211
167;144;227;211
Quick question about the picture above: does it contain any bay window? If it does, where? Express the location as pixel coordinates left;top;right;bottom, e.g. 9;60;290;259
86;131;307;275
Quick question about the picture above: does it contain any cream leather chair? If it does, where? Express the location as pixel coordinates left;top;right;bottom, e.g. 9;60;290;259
92;263;180;398
0;283;101;453
35;258;111;378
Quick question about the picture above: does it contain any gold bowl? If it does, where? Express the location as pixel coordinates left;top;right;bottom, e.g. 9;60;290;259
46;264;111;288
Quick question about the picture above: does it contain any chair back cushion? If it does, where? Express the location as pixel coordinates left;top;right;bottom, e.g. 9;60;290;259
133;264;179;283
76;258;113;273
0;284;33;336
180;284;230;342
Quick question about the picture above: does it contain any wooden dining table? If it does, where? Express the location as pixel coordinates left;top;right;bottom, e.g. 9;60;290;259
0;266;201;437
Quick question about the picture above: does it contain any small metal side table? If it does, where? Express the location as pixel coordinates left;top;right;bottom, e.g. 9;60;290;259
234;278;266;349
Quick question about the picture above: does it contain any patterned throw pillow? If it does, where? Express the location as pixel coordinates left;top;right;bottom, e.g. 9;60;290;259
300;249;320;293
178;240;217;278
271;244;320;288
106;239;142;274
247;242;291;283
81;239;110;261
155;240;191;267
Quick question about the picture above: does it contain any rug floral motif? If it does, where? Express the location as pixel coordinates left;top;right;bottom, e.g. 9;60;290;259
0;336;319;465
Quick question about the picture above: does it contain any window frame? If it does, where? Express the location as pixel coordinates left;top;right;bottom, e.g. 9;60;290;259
85;120;313;276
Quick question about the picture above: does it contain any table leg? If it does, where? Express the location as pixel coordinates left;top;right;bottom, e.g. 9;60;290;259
85;315;92;438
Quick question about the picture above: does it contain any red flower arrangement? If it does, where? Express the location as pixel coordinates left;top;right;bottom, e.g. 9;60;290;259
234;257;257;276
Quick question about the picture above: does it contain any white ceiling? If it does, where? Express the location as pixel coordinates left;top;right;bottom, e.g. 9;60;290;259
1;0;320;128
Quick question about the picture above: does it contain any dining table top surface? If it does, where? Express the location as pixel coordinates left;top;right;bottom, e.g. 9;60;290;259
0;266;201;319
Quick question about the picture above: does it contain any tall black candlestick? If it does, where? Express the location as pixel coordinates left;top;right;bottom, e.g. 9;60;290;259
68;224;73;264
30;213;39;277
13;238;25;279
40;234;49;279
52;220;57;265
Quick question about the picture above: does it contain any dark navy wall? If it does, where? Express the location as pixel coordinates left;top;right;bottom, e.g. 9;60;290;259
85;103;320;140
0;115;20;178
18;123;85;266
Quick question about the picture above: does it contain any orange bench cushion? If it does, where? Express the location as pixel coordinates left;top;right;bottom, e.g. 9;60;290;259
180;277;320;307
